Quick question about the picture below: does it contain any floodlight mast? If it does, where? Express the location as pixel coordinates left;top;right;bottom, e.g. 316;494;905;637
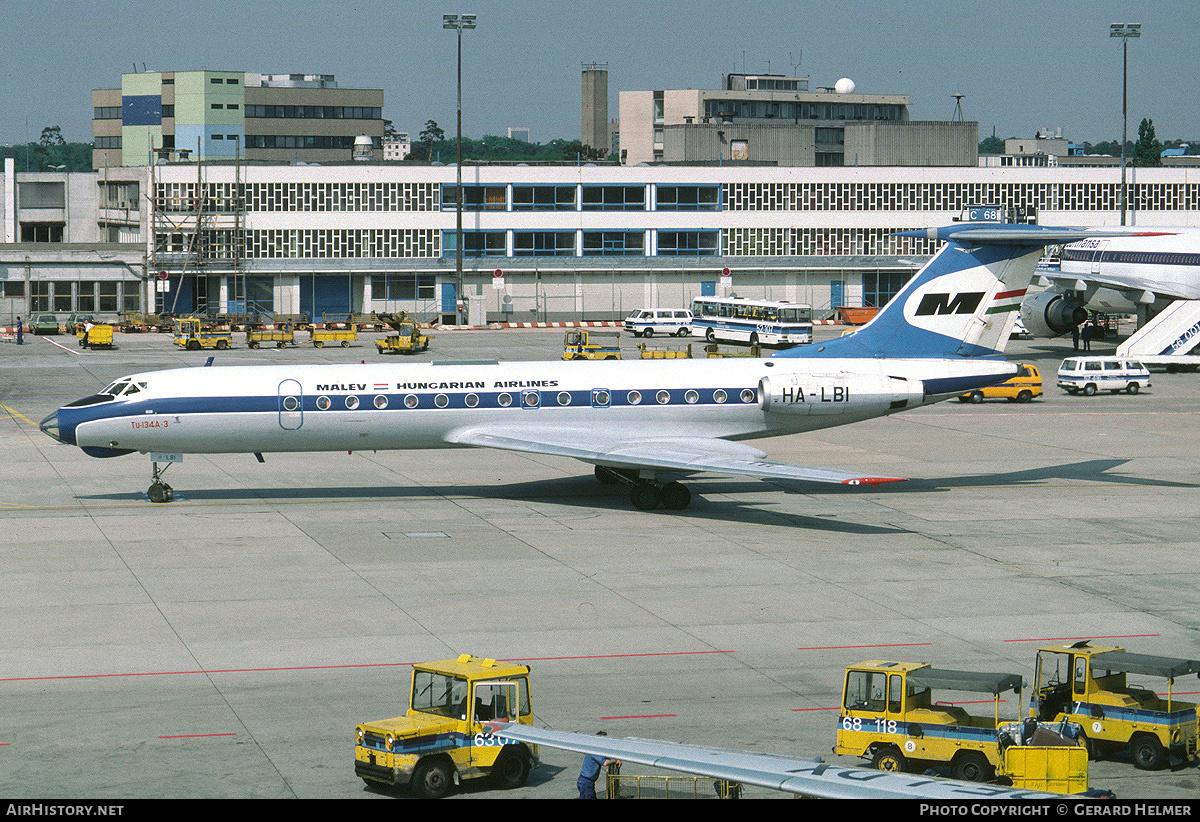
1110;23;1141;227
443;14;477;323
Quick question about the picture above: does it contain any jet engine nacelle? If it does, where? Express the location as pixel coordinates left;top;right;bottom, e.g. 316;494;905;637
1020;290;1088;337
759;373;924;416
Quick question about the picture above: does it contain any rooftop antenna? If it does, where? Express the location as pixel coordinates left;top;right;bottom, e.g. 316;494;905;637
789;50;803;75
952;93;965;122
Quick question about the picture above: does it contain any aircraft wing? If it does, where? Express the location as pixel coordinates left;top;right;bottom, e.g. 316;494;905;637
1038;270;1200;302
484;723;1058;799
445;426;905;487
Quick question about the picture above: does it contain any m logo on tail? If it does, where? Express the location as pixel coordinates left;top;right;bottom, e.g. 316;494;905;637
914;292;985;316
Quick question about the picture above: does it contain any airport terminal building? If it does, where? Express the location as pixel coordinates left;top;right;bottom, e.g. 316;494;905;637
4;158;1200;325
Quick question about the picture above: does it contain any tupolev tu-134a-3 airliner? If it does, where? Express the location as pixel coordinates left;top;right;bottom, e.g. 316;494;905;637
41;223;1121;511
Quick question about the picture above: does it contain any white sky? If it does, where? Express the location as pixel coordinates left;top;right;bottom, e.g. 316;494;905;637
2;0;1196;146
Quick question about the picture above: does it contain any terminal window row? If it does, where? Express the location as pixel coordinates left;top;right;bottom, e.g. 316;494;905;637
145;179;1200;217
155;226;938;261
723;181;1200;213
154;182;439;213
238;228;439;259
442;184;719;212
244;105;382;120
28;280;139;313
244;134;381;150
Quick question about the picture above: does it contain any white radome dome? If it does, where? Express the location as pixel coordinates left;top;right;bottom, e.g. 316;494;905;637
834;78;856;94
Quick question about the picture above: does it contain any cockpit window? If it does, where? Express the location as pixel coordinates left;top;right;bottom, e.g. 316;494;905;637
100;379;146;399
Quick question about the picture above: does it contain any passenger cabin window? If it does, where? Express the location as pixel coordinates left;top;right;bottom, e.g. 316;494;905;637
1103;361;1122;371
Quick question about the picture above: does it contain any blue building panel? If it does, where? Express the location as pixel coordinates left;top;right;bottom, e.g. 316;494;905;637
123;95;162;126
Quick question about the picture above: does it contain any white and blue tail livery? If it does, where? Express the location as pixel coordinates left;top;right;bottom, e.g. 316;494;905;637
778;223;1121;361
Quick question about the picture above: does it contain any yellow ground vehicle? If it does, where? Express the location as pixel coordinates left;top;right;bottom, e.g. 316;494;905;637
310;327;357;348
959;364;1042;403
638;342;691;359
246;328;295;349
704;343;762;358
1030;641;1200;769
835;660;1085;785
354;655;538;798
563;329;621;360
76;323;114;350
172;318;232;350
375;312;431;354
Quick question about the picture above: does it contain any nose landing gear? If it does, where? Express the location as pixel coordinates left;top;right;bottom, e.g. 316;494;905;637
148;460;175;503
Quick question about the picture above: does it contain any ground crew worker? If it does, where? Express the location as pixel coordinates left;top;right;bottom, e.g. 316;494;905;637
577;732;619;799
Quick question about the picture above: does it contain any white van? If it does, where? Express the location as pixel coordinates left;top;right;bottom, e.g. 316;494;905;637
1058;357;1151;396
624;308;693;337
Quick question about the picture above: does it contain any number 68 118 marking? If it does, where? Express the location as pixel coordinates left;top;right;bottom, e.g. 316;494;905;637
841;717;898;734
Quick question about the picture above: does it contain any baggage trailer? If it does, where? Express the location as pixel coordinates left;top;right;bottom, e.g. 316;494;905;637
704;343;762;358
247;328;296;349
76;323;114;350
638;342;692;359
310;327;358;348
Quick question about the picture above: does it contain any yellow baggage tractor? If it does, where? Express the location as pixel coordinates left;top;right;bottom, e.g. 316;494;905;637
562;329;621;360
354;655;538;798
173;318;232;350
310;327;357;348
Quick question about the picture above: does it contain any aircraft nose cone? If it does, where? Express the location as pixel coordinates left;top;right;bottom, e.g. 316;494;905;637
40;410;65;443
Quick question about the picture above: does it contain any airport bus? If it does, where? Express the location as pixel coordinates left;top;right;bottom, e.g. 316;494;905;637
689;297;813;347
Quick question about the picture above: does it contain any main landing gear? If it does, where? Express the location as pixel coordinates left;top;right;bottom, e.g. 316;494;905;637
148;460;175;503
595;466;693;511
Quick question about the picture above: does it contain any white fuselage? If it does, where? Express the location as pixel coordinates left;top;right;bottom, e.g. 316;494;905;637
1059;231;1200;307
66;357;1010;457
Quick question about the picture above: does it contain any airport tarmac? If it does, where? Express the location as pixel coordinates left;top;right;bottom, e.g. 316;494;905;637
1;325;1198;800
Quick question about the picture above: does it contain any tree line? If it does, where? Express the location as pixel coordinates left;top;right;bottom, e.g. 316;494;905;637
1;126;92;171
980;119;1195;166
405;120;609;163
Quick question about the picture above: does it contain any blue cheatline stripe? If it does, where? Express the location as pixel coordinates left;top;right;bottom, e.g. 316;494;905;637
1069;702;1196;727
65;387;762;422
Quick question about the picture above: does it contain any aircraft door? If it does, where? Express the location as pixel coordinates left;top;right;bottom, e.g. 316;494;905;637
521;389;541;410
278;379;303;430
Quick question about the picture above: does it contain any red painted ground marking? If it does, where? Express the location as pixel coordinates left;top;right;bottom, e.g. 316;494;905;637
517;651;734;662
796;699;1010;712
1;650;734;683
797;643;932;651
599;714;677;721
1003;634;1161;644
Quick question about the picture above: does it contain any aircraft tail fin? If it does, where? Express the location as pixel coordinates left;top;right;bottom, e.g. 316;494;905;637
778;224;1118;360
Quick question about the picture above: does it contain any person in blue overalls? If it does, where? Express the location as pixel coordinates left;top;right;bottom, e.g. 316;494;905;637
577;732;619;799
